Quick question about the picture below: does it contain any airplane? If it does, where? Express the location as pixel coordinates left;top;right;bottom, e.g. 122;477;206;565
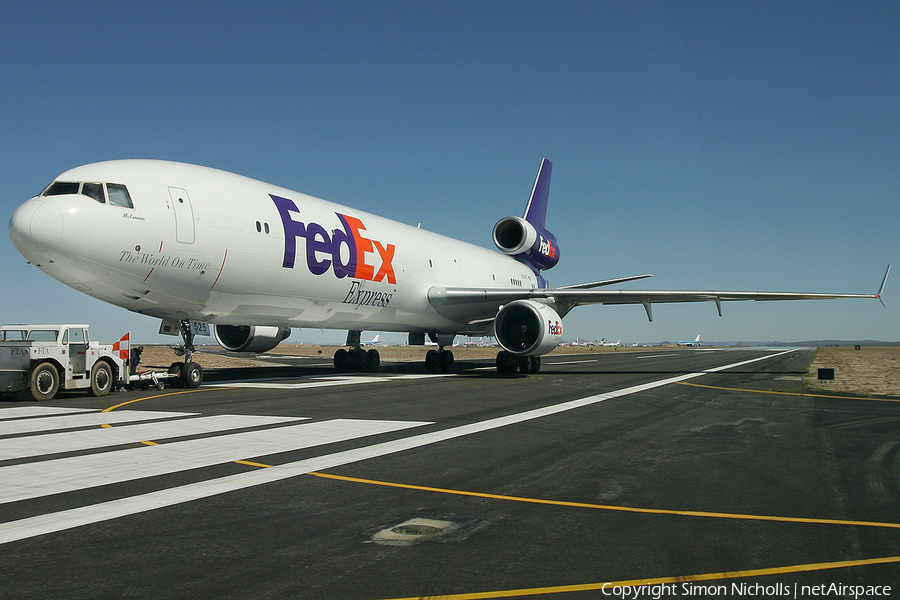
8;158;890;386
678;335;702;347
360;334;380;346
600;339;621;347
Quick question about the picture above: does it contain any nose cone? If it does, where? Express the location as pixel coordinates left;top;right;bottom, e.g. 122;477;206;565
9;197;63;262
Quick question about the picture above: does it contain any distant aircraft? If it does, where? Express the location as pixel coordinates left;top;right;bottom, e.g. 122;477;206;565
360;335;380;346
601;339;621;347
678;335;702;347
9;158;890;384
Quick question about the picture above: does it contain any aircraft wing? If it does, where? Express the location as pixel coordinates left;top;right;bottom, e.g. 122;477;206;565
428;265;890;325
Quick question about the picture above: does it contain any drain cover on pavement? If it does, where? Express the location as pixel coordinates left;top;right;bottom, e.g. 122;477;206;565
371;518;457;546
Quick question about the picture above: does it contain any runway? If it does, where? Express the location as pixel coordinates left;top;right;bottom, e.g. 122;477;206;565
1;348;899;599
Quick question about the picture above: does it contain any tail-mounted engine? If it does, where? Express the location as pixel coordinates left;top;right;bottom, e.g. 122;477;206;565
214;325;291;353
492;216;560;271
493;300;563;356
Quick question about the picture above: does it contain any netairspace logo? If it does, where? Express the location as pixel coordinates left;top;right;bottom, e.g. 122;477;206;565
599;581;892;599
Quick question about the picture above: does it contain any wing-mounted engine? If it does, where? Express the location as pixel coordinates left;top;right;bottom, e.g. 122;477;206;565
492;216;560;271
493;300;563;356
214;325;291;353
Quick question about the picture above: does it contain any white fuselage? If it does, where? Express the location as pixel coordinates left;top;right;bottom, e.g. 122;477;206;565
10;160;539;336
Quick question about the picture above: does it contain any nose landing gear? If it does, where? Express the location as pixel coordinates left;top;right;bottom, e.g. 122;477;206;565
168;320;203;388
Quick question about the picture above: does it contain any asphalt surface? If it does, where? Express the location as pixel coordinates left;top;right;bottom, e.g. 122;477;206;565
1;348;899;600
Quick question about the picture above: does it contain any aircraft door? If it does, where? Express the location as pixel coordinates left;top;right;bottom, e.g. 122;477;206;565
168;187;195;244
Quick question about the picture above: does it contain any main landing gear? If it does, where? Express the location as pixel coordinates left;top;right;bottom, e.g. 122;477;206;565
167;320;204;388
425;348;454;372
496;350;541;375
334;330;380;372
424;333;455;373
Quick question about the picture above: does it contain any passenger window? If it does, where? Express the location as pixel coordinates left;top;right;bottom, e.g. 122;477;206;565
0;330;26;341
82;182;106;203
67;328;86;344
28;330;59;342
107;183;134;208
42;181;80;196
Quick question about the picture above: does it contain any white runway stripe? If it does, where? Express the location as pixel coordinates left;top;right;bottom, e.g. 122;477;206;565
210;373;453;389
0;418;432;504
0;410;196;436
0;407;96;420
0;414;306;461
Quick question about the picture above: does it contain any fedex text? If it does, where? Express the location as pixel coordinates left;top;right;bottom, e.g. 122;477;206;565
272;195;396;284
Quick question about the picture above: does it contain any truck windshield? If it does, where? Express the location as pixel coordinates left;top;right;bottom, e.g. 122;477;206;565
0;330;27;341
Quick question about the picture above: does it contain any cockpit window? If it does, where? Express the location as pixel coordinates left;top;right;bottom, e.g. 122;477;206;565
82;182;106;203
42;181;80;196
107;183;133;208
40;180;134;208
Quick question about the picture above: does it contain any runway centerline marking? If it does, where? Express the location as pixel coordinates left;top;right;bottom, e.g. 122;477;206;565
0;349;797;544
545;359;601;365
207;372;455;390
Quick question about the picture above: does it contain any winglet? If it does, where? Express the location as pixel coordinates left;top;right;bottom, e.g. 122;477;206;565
877;264;891;308
523;158;552;229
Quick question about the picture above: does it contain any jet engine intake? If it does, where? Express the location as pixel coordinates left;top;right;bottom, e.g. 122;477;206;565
214;325;291;353
492;216;559;270
493;300;563;356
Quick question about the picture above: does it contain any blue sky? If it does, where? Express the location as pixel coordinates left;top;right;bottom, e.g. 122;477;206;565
2;1;897;345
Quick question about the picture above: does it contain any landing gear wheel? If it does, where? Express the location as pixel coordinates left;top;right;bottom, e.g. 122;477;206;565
438;350;454;372
348;348;369;372
29;362;59;401
425;349;440;372
334;348;350;371
168;362;184;388
366;349;380;371
181;362;203;388
517;356;534;374
89;361;113;397
530;355;541;374
496;351;519;375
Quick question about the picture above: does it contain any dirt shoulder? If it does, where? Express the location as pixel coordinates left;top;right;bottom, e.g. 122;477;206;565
804;346;900;398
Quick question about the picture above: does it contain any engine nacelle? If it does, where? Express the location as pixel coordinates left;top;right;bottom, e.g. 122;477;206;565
214;325;291;353
492;216;560;270
493;300;563;356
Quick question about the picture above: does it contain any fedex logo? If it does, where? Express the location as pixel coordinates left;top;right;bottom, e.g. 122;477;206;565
548;320;563;336
539;235;557;259
272;195;396;284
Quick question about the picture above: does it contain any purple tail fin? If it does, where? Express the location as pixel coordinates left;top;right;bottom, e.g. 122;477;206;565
492;158;560;273
523;158;552;228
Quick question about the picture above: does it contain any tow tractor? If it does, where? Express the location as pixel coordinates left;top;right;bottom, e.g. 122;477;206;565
0;324;191;401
